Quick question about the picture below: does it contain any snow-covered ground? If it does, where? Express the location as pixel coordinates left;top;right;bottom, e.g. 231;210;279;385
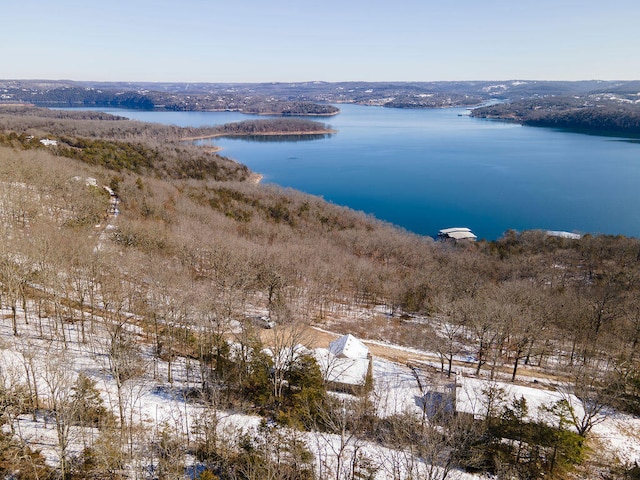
1;301;639;479
372;358;423;418
0;306;201;468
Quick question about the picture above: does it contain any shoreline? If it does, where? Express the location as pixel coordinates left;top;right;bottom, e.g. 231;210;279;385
0;103;36;108
181;129;336;142
200;145;223;153
249;111;340;117
186;130;336;186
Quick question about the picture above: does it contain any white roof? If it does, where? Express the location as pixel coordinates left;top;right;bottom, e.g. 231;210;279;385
439;227;473;235
315;348;369;386
547;230;581;240
447;231;477;240
329;334;369;359
438;227;477;240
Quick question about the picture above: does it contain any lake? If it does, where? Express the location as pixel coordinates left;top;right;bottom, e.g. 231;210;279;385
62;105;640;240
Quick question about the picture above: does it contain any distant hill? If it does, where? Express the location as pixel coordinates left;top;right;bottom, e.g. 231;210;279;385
1;104;640;480
3;80;640;120
471;95;640;136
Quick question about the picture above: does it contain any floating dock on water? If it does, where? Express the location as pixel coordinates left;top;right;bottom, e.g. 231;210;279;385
437;227;477;241
546;230;581;240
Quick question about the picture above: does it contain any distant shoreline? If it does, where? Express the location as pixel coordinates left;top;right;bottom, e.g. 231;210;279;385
249;111;340;117
181;129;336;142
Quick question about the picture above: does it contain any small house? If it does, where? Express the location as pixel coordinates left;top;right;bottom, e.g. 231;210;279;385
318;334;372;393
329;334;369;359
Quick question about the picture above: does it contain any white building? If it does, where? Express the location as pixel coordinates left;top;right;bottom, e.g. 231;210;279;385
547;230;581;240
317;334;371;392
329;334;369;359
437;227;477;241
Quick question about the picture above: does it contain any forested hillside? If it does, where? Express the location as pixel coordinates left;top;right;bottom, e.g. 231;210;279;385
471;97;640;135
195;118;335;137
1;107;639;479
0;83;340;116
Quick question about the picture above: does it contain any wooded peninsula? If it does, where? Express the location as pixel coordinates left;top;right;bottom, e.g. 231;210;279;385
181;118;336;141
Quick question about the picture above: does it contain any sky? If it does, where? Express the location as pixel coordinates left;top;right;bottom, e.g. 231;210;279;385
2;0;640;83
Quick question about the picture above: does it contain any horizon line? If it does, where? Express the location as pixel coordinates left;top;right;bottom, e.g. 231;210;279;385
3;78;640;85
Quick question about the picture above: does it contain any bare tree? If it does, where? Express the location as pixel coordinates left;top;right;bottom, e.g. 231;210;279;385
431;296;468;378
41;349;78;479
557;365;612;437
0;257;27;336
94;274;145;430
13;335;41;420
266;319;310;403
375;411;480;480
61;235;99;344
309;398;367;480
461;291;500;377
0;351;29;436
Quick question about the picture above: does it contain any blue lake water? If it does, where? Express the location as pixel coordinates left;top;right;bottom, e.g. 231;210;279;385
64;105;640;240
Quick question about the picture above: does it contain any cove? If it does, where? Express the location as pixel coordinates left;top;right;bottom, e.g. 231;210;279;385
61;105;640;240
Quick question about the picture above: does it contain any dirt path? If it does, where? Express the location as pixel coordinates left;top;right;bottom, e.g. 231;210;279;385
260;324;454;365
260;323;569;386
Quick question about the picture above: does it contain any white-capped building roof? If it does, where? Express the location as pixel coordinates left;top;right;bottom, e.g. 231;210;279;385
329;334;369;359
315;349;369;386
547;230;581;240
439;227;472;234
438;227;477;241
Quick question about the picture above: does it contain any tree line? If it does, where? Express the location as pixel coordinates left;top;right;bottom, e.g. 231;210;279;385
204;119;334;137
471;97;640;135
9;78;640;110
0;86;339;116
1;107;640;478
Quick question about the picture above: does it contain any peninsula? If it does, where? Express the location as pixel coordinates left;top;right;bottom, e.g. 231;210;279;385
181;118;336;141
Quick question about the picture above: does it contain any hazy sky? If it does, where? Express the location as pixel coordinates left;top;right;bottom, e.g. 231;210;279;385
2;0;639;82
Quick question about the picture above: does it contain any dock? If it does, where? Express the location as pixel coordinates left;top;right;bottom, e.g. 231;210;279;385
437;227;477;241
